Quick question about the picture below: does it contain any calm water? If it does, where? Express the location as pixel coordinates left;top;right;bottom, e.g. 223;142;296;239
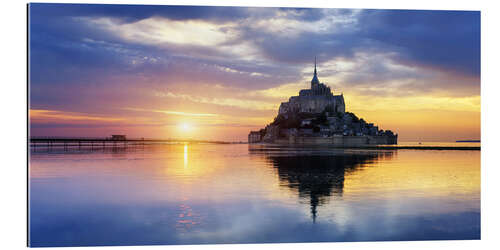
28;144;480;247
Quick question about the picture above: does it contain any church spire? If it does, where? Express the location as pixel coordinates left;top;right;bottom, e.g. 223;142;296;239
311;56;320;87
314;56;317;76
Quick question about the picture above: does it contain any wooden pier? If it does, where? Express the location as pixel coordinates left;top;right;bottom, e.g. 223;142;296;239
30;137;144;150
29;137;233;151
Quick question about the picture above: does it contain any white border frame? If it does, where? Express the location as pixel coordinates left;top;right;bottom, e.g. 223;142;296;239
2;0;498;249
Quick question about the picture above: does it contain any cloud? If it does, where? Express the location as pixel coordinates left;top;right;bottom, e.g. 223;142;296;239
30;109;124;122
85;17;238;47
357;10;480;77
315;52;479;98
123;107;218;117
154;91;277;111
29;3;255;24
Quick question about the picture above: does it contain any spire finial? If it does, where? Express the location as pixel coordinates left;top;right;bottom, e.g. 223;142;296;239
314;56;317;76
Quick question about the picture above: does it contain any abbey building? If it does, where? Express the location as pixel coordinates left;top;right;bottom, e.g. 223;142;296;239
278;59;345;116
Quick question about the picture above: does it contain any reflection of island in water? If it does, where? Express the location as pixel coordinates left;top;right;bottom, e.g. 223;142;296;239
249;145;394;222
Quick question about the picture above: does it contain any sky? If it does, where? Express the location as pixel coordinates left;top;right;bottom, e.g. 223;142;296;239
28;4;480;142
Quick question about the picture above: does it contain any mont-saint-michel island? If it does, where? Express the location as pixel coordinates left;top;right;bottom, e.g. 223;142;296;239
248;60;398;146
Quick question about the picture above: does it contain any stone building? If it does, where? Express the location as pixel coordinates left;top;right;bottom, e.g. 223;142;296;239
278;59;345;115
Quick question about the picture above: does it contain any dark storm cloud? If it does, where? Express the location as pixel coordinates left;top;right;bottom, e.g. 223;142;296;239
243;30;366;64
232;8;479;78
276;7;326;21
357;9;480;76
29;3;253;24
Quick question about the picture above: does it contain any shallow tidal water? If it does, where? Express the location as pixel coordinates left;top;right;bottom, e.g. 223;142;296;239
28;143;480;247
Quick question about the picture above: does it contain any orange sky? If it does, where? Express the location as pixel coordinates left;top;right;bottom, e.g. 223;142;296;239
29;82;480;142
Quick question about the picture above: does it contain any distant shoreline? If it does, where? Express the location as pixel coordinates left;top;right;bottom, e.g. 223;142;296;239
249;144;480;151
373;145;480;150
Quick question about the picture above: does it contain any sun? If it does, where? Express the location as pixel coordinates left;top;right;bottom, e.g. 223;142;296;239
179;122;193;132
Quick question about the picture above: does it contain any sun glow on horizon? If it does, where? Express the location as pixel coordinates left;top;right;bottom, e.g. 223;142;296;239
179;122;193;133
